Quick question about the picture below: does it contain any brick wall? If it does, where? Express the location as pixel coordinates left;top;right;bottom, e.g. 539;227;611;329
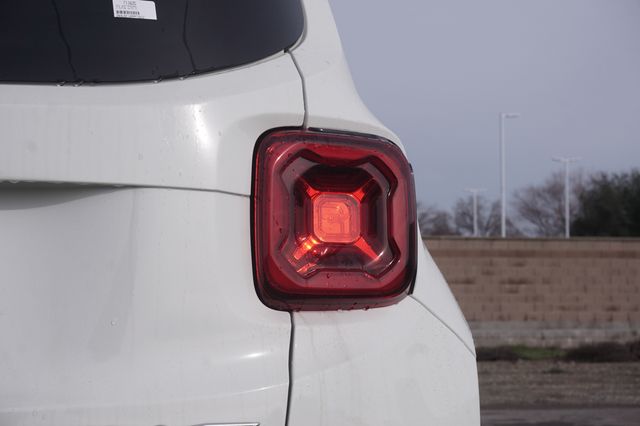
425;238;640;348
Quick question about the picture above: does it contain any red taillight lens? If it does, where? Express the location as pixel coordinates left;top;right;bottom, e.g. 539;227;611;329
252;129;417;311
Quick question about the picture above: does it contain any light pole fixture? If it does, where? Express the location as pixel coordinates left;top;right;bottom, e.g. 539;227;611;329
552;156;581;238
499;112;521;238
464;188;486;237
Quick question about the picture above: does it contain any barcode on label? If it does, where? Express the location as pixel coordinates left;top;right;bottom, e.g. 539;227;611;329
113;0;157;20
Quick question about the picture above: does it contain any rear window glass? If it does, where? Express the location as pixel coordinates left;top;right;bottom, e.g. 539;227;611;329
0;0;304;84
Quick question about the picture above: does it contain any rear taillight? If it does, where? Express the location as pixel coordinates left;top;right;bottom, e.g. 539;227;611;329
251;129;417;311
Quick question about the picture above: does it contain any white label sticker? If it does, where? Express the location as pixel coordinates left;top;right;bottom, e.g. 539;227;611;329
113;0;157;20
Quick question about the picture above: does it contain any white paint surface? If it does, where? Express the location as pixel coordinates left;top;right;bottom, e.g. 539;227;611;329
0;189;289;425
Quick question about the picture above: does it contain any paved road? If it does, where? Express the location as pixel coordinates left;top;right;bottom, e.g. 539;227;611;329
482;408;640;426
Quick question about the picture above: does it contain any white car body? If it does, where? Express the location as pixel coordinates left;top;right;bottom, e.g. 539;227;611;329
0;1;480;425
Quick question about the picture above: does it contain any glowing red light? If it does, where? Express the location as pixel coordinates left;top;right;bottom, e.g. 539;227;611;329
313;193;360;244
252;129;417;311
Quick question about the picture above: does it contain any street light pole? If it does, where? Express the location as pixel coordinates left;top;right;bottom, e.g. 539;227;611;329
552;156;580;238
465;188;486;237
499;112;521;238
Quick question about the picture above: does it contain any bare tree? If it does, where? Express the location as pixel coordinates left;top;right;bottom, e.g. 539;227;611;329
417;203;457;236
453;196;501;236
513;170;584;237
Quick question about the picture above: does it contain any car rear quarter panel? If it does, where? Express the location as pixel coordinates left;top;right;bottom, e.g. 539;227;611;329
288;1;480;424
288;297;480;425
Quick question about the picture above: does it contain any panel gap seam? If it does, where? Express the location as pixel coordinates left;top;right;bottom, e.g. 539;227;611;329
286;51;309;130
284;312;295;426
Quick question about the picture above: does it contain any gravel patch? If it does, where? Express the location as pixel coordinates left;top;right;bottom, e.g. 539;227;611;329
482;407;640;426
479;361;640;407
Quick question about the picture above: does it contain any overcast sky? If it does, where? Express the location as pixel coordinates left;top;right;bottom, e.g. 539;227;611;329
329;0;640;209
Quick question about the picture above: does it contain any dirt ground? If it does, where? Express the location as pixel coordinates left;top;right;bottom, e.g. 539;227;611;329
479;361;640;425
482;407;640;426
478;361;640;407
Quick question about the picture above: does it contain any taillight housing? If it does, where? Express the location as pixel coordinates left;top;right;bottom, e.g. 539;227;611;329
252;129;417;311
